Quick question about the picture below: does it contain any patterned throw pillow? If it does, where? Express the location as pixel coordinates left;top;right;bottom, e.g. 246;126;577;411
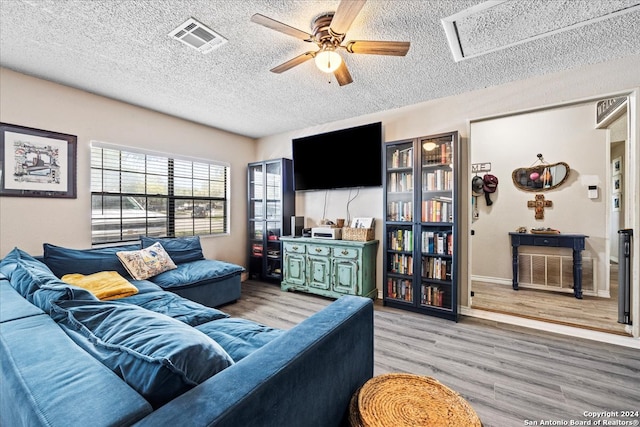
116;242;177;280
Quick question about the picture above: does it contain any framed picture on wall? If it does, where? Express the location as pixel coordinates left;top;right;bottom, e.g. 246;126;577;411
612;193;621;212
612;156;622;176
0;122;77;198
612;175;622;194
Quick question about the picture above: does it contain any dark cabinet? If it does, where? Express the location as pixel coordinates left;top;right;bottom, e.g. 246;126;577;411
383;131;460;321
247;159;294;282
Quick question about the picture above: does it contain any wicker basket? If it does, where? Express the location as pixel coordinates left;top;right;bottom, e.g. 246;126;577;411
342;227;375;242
349;373;481;427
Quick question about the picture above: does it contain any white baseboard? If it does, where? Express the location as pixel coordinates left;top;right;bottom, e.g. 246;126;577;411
470;275;512;286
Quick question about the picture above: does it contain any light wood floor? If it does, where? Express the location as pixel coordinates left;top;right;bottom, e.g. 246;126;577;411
224;281;640;427
471;264;629;336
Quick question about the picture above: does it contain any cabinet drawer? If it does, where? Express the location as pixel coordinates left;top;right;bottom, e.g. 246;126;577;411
308;245;331;256
533;237;559;247
333;247;360;260
284;242;306;254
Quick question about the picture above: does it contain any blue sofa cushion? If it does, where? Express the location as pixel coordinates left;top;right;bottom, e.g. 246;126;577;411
128;279;165;294
1;313;153;427
141;236;205;264
196;318;284;362
151;259;244;290
42;243;141;278
51;299;234;408
1;247;51;298
0;246;23;278
31;282;97;314
121;289;229;326
0;278;45;322
0;248;97;312
1;247;47;281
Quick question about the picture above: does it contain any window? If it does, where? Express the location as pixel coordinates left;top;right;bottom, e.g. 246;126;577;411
91;143;229;244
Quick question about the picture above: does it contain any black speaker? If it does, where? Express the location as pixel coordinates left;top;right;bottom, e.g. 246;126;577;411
291;216;304;237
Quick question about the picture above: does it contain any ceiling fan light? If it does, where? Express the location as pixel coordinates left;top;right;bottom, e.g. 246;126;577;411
423;142;437;151
315;48;342;73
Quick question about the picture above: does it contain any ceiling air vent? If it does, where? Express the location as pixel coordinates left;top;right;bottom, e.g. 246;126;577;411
169;17;227;54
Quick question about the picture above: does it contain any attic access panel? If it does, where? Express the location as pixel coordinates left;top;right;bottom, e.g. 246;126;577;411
441;0;640;62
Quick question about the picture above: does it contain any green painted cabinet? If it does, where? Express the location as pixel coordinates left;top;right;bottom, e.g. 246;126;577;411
280;237;379;300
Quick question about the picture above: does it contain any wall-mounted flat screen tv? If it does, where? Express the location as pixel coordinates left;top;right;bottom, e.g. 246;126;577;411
292;122;382;191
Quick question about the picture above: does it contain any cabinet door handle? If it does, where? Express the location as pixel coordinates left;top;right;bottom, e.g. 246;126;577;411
341;250;349;255
315;248;322;252
292;246;298;250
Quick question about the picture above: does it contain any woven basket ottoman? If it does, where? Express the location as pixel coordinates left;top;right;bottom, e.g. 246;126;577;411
349;373;482;426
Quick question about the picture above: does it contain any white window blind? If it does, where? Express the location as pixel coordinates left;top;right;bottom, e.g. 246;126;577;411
90;142;229;244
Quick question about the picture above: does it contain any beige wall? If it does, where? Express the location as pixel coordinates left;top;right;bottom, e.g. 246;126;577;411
256;54;640;308
470;103;608;294
0;68;256;266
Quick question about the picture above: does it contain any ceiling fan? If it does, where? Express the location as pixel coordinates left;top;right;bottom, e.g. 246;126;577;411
250;0;410;86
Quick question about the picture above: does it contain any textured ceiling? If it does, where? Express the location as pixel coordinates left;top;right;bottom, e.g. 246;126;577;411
1;0;639;139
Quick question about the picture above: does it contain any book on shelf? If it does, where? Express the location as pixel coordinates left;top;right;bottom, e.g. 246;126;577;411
390;146;413;169
421;231;453;255
422;169;453;191
389;253;413;275
421;284;445;307
421;256;451;280
388;229;413;252
422;139;452;166
388;171;413;192
387;201;413;222
387;278;413;301
421;200;453;222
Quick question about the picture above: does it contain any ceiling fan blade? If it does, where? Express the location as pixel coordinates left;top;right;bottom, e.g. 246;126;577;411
270;52;316;74
251;13;314;42
345;40;410;56
329;0;367;35
333;61;353;86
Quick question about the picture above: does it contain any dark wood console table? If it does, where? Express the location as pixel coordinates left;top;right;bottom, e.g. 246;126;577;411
509;232;589;299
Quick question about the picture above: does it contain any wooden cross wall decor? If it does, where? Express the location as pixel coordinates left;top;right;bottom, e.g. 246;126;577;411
527;194;552;219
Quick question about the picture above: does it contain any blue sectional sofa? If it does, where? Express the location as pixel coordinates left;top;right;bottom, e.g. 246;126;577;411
0;243;374;427
42;236;244;308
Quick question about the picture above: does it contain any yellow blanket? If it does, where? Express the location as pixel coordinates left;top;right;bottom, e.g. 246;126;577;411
62;271;139;300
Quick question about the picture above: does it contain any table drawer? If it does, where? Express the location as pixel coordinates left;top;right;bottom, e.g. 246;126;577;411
533;237;559;247
308;245;331;256
284;242;306;254
333;247;360;260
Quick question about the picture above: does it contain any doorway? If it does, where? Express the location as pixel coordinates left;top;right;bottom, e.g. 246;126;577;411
468;97;632;336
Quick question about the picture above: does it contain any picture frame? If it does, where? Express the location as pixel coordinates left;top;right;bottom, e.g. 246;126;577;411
612;156;622;176
612;193;621;212
0;123;77;198
611;175;622;194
